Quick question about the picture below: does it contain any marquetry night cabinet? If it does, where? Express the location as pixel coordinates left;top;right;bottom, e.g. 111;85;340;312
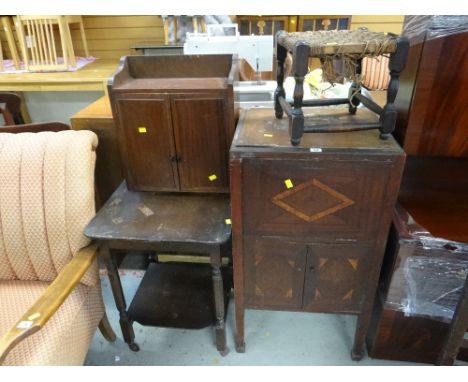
108;54;237;193
230;108;406;360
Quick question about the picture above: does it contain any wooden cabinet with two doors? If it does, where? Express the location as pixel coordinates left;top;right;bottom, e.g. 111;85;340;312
108;54;237;193
230;108;406;359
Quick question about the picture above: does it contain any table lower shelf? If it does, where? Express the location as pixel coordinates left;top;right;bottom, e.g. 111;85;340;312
128;262;232;329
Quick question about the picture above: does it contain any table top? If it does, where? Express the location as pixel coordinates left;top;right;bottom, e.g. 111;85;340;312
0;59;119;92
85;182;232;245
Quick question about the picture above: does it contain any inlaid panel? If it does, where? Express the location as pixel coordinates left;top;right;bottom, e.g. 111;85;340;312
242;158;390;240
302;243;371;313
244;236;306;309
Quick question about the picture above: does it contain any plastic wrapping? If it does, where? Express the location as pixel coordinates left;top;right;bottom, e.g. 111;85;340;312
402;15;468;43
386;235;468;323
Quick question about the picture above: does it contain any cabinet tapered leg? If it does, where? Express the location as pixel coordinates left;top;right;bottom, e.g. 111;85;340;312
100;244;139;352
233;256;245;353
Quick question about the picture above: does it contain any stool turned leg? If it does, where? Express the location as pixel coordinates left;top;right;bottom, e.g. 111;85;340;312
100;245;139;352
274;33;287;119
290;41;310;146
380;37;409;139
210;247;228;356
348;58;362;115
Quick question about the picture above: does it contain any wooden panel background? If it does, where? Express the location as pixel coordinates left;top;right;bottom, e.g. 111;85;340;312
0;15;403;61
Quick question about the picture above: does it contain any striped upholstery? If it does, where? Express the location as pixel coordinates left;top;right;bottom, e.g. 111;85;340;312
0;130;104;365
0;130;98;286
362;55;390;90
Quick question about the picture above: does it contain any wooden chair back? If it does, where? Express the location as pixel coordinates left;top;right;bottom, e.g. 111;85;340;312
15;15;71;71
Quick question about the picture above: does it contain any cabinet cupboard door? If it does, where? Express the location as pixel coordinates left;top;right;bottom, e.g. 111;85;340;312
116;96;178;191
244;236;306;309
302;244;370;313
171;94;228;192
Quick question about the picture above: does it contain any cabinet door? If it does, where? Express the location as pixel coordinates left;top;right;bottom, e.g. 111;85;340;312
244;236;306;309
242;158;391;240
116;95;178;191
302;244;371;313
171;94;228;192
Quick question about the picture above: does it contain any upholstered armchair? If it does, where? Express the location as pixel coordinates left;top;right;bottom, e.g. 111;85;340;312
0;125;115;365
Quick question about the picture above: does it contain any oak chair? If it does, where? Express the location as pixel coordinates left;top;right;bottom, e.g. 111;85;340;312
15;15;89;71
0;124;116;365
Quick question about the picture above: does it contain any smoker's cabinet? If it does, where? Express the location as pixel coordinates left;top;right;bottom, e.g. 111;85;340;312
230;108;405;360
109;54;236;193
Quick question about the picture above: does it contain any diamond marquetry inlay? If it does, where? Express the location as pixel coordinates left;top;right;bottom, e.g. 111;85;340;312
348;258;359;270
342;289;354;301
271;178;354;222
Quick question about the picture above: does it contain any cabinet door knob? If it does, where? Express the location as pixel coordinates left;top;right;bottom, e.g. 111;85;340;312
177;155;182;162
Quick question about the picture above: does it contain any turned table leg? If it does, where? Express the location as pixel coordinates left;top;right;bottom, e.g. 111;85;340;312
100;244;139;352
210;246;228;356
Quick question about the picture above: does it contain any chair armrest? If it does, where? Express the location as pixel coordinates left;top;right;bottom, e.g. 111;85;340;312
0;243;98;364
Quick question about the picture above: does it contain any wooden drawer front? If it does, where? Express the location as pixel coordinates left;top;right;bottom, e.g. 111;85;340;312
171;95;228;192
302;243;371;313
244;236;306;309
116;96;178;191
242;158;391;240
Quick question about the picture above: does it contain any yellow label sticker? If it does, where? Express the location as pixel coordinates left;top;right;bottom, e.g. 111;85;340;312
225;218;232;225
326;42;338;45
208;174;217;181
138;127;147;133
263;133;273;138
284;179;293;189
28;312;41;320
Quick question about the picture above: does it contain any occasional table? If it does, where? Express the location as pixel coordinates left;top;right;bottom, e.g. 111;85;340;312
85;181;232;355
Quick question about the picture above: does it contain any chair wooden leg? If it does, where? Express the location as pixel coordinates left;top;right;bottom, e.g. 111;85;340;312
0;39;4;72
98;312;117;343
64;25;77;68
78;19;90;57
2;17;20;70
